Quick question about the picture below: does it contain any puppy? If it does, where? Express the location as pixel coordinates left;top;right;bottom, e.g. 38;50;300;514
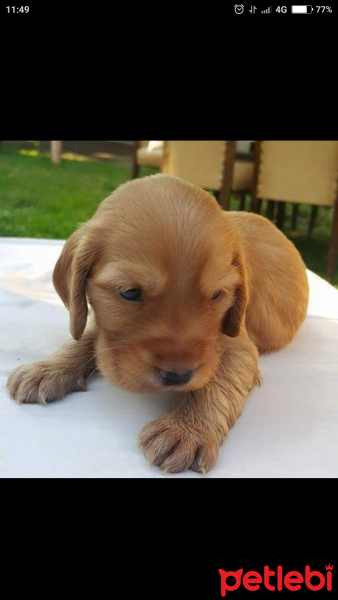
7;174;309;473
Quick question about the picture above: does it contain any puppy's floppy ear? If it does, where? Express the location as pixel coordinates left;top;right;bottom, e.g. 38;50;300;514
53;225;93;340
222;249;248;338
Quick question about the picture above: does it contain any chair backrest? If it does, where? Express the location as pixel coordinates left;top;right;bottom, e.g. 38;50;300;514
161;141;228;190
256;141;338;207
139;141;164;150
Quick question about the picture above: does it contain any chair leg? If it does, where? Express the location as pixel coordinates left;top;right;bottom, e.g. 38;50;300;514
239;193;246;211
266;200;276;221
327;200;338;282
132;141;140;179
218;186;231;211
219;141;235;211
308;205;318;237
276;202;286;230
251;197;262;214
132;163;140;178
250;140;261;214
291;204;299;231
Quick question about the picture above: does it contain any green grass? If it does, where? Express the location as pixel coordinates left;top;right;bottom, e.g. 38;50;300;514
0;146;157;239
0;146;337;285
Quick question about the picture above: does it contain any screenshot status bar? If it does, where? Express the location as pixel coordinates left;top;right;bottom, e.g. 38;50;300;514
233;5;333;14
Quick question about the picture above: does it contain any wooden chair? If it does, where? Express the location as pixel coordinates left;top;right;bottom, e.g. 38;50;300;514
161;141;254;210
132;141;164;178
251;141;338;281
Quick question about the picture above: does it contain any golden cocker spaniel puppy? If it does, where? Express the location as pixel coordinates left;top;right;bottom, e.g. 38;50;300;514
7;175;309;473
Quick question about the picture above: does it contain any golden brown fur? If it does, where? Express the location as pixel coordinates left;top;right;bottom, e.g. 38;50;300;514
7;174;309;473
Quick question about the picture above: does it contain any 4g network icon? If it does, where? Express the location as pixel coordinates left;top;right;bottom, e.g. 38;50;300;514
219;564;334;595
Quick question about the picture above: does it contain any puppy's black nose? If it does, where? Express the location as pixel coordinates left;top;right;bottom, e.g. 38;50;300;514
159;370;193;386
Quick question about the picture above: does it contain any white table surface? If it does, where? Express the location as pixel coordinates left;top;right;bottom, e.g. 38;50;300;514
0;237;338;478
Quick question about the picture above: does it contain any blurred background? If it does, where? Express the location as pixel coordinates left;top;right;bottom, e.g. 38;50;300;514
0;140;337;285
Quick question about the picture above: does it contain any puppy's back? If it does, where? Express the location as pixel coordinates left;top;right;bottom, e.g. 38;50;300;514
225;211;309;353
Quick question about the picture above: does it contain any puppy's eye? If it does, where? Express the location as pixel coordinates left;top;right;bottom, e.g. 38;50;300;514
120;288;142;302
211;290;222;301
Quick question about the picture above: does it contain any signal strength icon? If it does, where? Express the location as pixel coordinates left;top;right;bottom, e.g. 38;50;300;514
261;5;272;12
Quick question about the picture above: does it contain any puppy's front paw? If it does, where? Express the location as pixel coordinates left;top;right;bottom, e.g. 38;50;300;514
7;362;87;405
137;413;220;474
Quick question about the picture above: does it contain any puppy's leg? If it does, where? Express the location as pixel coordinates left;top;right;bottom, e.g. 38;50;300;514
138;335;261;474
7;322;97;405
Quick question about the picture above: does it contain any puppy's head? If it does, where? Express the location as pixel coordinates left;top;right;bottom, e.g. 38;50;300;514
53;174;247;393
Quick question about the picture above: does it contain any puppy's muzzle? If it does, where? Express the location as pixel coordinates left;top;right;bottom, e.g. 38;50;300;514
158;369;193;387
